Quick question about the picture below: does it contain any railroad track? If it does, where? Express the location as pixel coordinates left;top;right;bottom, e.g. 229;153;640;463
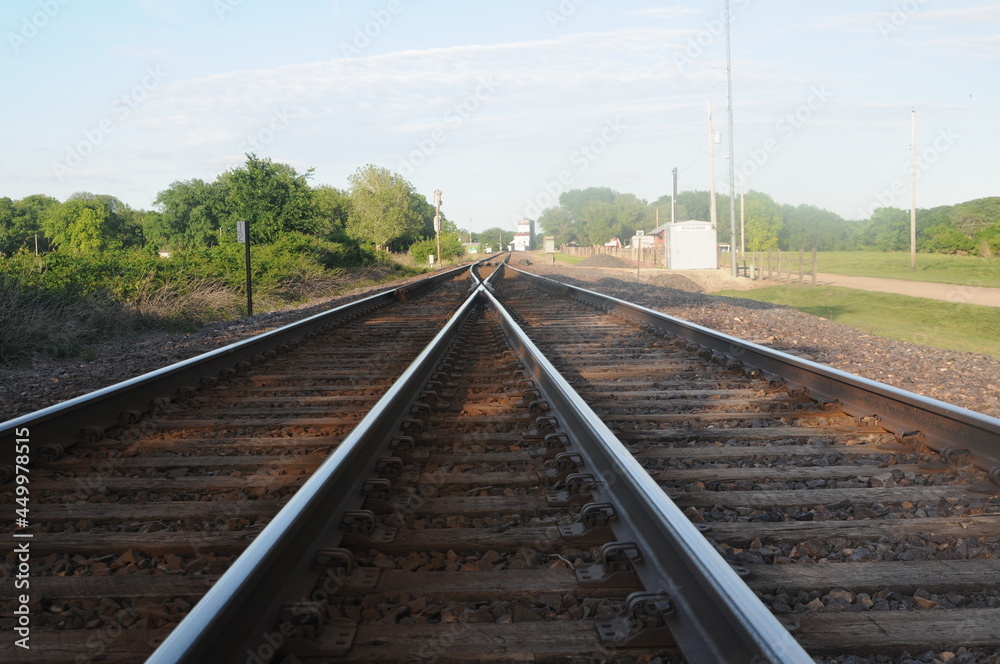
497;262;1000;662
0;268;475;663
3;257;999;663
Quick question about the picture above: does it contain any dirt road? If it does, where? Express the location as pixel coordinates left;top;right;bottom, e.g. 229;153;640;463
814;272;1000;308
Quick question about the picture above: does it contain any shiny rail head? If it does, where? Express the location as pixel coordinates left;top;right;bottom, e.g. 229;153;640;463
0;264;474;473
479;285;813;663
504;263;1000;481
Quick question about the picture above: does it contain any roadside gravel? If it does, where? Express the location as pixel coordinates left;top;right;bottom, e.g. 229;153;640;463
524;264;1000;419
0;269;438;422
3;263;998;423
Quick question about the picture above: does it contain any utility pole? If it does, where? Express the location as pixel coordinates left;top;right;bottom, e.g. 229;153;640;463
708;100;718;229
724;0;737;277
740;169;746;256
910;110;917;271
671;167;678;224
433;189;443;267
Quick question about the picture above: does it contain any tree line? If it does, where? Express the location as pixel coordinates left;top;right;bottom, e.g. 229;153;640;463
537;187;1000;256
0;156;481;260
0;156;501;363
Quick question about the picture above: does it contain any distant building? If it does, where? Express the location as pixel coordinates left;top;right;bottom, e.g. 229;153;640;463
604;237;622;248
652;220;718;270
513;217;535;251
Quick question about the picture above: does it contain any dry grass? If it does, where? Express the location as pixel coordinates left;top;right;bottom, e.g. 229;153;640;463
0;264;420;366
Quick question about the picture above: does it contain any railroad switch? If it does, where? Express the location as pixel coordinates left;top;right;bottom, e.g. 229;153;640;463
595;592;676;648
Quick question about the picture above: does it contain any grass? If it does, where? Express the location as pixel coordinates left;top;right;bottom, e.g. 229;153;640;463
807;251;1000;288
553;252;588;265
0;263;419;367
714;285;1000;359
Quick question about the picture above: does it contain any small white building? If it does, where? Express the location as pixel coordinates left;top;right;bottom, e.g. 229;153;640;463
513;218;535;251
656;220;718;270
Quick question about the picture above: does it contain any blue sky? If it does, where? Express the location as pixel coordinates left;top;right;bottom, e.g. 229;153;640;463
2;0;998;232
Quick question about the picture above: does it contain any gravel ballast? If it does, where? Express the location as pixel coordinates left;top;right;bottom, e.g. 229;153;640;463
523;264;1000;419
2;263;998;422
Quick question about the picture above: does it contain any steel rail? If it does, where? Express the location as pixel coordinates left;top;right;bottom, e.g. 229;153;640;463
146;278;485;664
482;283;813;663
148;269;810;663
506;265;1000;489
0;265;471;473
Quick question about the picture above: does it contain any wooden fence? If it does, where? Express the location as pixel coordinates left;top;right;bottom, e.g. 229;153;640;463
736;249;818;285
559;244;666;268
559;245;820;284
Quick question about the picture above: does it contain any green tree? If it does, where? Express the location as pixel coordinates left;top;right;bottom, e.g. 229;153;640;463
221;154;318;244
0;194;59;253
581;201;617;245
780;204;854;251
480;227;514;251
559;187;616;212
312;185;351;240
41;193;143;253
648;195;689;228
612;193;647;237
920;223;975;254
950;197;1000;238
538;207;576;244
345;165;424;250
743;191;783;251
151;178;226;250
857;207;909;251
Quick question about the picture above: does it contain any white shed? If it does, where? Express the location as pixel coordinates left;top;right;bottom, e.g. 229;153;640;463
663;221;718;270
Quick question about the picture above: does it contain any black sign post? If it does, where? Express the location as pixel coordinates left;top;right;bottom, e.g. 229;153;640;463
236;220;253;316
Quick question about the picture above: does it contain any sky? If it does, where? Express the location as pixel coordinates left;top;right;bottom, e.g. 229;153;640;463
2;0;998;233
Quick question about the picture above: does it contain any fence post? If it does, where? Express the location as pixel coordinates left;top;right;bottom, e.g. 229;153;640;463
811;248;818;286
798;249;805;284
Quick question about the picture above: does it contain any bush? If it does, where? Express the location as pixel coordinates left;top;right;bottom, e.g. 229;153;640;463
408;234;466;263
0;237;405;365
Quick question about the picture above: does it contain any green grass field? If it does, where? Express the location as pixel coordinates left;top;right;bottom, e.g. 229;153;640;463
808;252;1000;287
553;252;588;265
714;285;1000;359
